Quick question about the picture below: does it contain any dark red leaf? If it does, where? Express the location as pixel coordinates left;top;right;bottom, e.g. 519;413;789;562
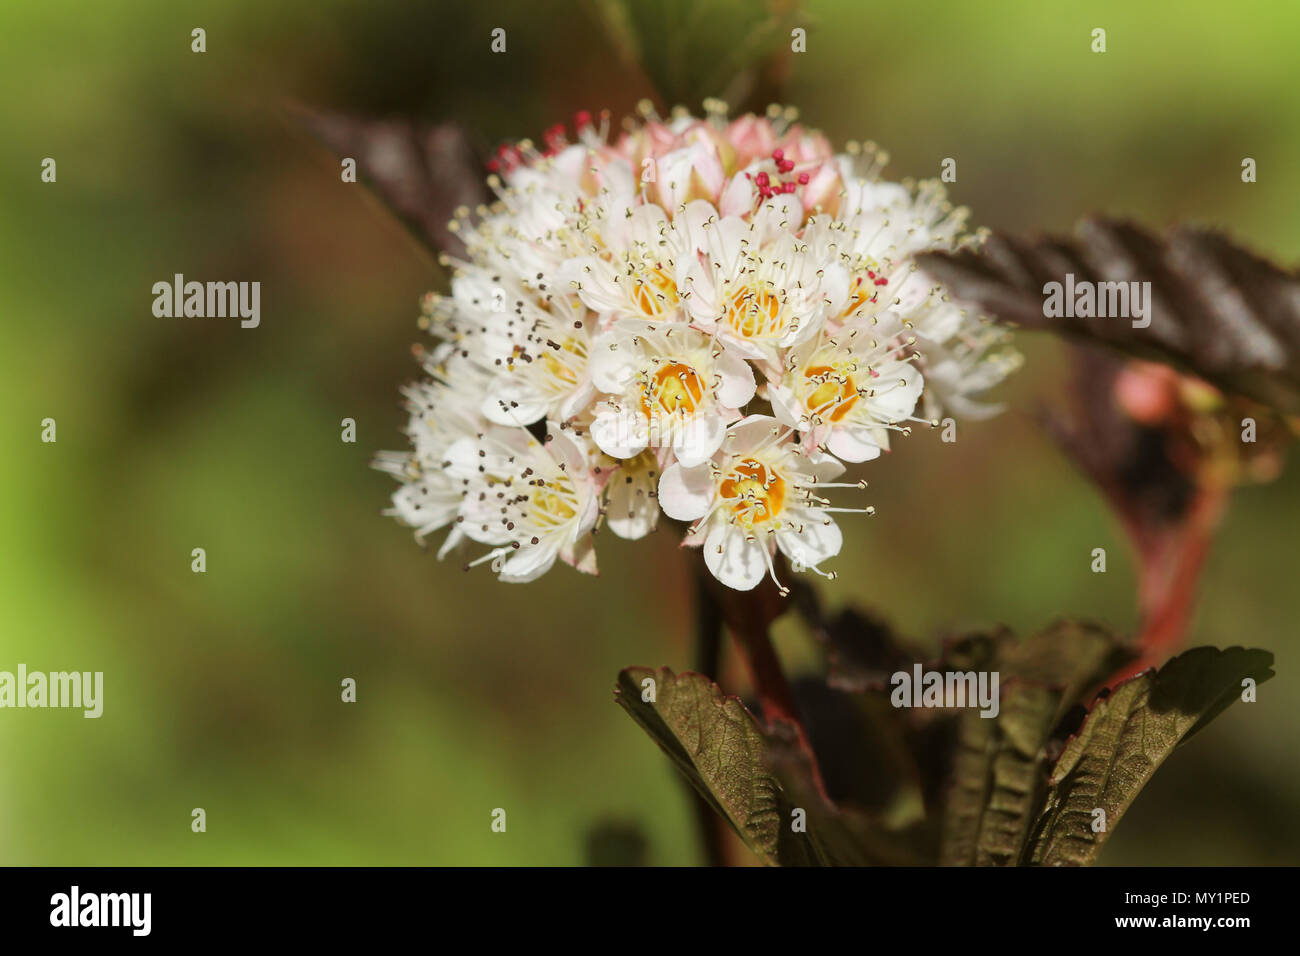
918;218;1300;414
287;104;486;256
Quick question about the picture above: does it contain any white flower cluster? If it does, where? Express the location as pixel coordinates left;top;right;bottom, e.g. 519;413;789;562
376;105;1019;591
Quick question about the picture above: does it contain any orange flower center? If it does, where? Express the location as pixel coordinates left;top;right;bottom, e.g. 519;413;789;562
719;458;786;526
803;364;858;422
642;362;706;418
725;281;787;340
630;266;679;317
540;351;580;387
840;272;887;319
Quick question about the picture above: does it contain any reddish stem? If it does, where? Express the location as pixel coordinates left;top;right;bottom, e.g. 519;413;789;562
1112;485;1228;682
730;624;829;800
698;559;830;800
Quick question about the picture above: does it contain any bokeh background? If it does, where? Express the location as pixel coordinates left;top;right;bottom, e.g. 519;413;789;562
1;0;1297;865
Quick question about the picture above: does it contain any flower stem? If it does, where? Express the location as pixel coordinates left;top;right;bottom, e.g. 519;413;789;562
696;556;829;800
688;566;729;867
1113;485;1229;682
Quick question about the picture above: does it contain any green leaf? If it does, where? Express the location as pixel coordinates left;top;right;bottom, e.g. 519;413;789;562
616;666;798;865
590;0;804;109
938;622;1132;866
941;683;1064;866
1026;646;1274;866
615;666;918;865
997;620;1135;701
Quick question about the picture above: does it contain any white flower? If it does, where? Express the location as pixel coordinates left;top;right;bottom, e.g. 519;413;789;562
475;292;595;427
474;144;635;280
767;316;925;462
379;458;471;559
588;321;756;467
683;197;833;367
645;143;726;211
451;423;600;583
836;172;970;262
658;416;868;591
602;450;660;540
377;347;489;557
915;324;1023;421
562;203;699;322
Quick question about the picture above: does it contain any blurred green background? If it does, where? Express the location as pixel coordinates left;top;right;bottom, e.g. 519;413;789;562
1;0;1296;865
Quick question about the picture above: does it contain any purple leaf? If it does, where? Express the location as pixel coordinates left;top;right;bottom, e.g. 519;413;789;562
919;218;1300;414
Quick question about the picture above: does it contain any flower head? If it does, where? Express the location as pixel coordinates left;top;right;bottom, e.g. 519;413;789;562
378;103;1019;589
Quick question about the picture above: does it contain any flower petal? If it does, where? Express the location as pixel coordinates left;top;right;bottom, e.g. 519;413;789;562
481;376;548;426
777;514;842;569
589;333;640;394
606;470;659;540
590;408;648;459
826;425;884;463
500;541;559;583
658;462;714;521
722;414;781;455
672;413;727;468
703;523;766;591
714;347;757;409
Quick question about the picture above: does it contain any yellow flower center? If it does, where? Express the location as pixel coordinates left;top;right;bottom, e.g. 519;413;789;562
535;337;586;389
530;478;578;528
719;459;786;527
840;271;886;319
630;266;679;317
642;362;706;418
725;281;788;340
803;364;858;422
